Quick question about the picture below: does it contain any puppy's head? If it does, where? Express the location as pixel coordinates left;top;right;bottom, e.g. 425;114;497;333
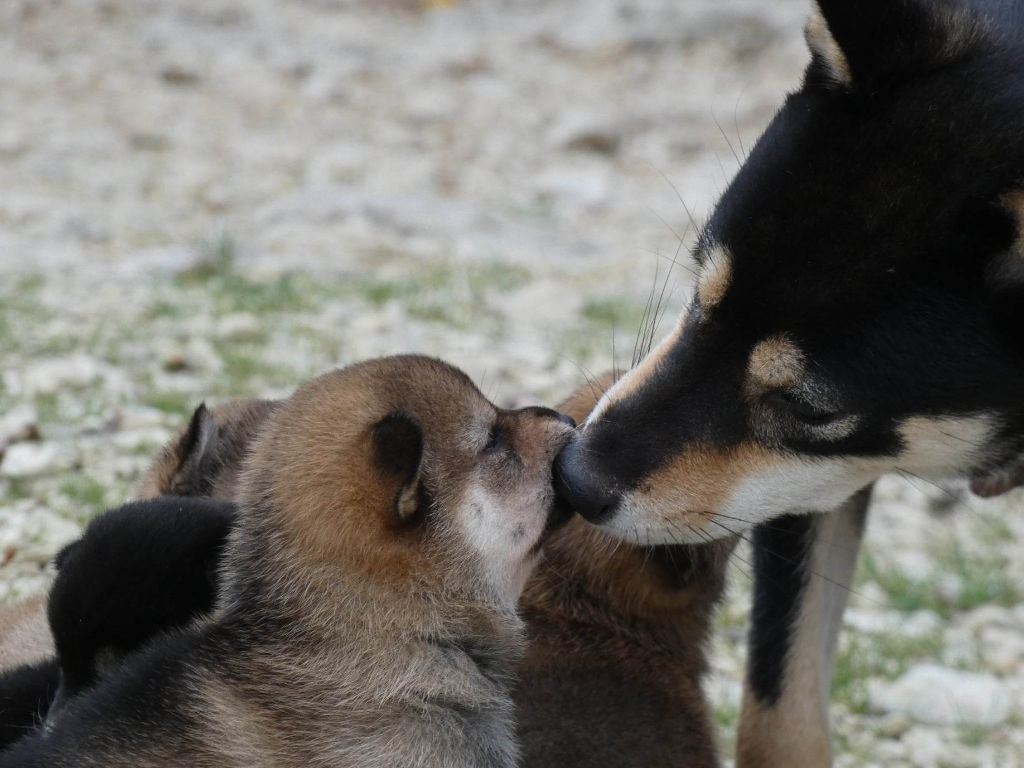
240;356;575;608
46;497;236;715
138;398;279;502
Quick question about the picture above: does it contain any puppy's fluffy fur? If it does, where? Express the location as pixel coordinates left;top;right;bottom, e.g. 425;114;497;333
2;356;571;768
45;497;235;718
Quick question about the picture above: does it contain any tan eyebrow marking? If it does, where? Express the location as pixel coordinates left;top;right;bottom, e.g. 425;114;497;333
747;335;806;393
696;246;732;313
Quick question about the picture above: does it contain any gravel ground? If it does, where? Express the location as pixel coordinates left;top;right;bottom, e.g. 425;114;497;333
1;1;1022;765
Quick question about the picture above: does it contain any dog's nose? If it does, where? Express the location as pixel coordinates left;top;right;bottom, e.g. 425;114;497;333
552;437;618;523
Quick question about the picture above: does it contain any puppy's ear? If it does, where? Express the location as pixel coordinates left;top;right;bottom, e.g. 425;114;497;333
52;540;80;572
165;403;219;496
806;0;987;89
371;413;426;526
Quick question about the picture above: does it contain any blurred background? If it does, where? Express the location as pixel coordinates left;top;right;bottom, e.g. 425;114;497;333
1;1;1022;765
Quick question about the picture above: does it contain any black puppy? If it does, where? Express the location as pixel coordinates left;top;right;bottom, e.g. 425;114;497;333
0;497;235;744
0;661;58;749
46;496;236;716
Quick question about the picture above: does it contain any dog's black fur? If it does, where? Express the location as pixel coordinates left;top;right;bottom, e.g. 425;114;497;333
553;0;1024;762
559;0;1024;513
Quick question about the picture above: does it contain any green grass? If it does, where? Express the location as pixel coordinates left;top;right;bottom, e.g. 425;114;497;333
862;543;1021;620
146;391;198;418
59;473;108;514
2;477;33;502
832;630;945;713
581;297;646;331
34;393;61;426
957;722;990;748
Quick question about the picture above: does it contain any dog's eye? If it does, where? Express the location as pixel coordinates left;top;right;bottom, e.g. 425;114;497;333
766;390;842;426
483;425;506;454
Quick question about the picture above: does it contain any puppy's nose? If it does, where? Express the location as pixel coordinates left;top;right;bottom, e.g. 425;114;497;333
519;406;576;429
554;411;577;429
552;437;618;523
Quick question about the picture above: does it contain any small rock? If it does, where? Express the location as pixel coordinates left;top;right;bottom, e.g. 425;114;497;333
160;63;202;86
962;605;1018;633
0;442;77;478
937;745;983;768
979;625;1024;674
0;405;39;449
215;313;263;340
549;111;623;155
876;712;912;738
901;726;946;765
112;428;171;452
22;355;104;396
845;608;941;639
534;164;612;208
870;664;1011;727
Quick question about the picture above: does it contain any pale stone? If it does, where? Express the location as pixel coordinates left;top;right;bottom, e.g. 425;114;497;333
870;665;1011;727
0;442;77;478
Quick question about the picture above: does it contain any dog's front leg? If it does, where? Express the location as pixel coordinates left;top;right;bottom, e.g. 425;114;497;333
735;487;871;768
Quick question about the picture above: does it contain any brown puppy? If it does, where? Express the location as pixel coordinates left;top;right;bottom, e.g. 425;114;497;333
516;375;733;768
3;356;572;768
140;376;733;767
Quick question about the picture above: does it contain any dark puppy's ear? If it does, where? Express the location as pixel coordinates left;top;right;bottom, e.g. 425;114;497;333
168;403;219;495
806;0;987;88
371;412;425;526
52;540;80;572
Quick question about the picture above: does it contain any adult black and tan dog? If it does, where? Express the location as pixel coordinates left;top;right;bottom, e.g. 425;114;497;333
554;0;1024;765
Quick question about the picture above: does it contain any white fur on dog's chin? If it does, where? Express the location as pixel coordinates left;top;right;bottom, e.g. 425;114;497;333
460;485;550;606
597;413;1000;545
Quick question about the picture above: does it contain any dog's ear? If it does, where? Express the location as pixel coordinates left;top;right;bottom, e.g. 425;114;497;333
371;412;426;527
805;0;987;88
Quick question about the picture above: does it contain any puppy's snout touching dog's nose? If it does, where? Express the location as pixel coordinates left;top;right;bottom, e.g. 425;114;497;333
519;406;576;429
553;437;619;523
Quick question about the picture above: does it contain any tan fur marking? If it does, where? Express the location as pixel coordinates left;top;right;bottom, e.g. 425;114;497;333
805;8;851;86
642;442;781;526
696;247;732;313
990;190;1024;286
747;335;806;393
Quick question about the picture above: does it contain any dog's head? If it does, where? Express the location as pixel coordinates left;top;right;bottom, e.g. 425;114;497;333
238;356;575;609
555;0;1024;544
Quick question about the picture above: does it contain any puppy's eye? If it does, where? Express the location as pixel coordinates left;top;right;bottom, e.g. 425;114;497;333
765;390;842;426
483;425;506;454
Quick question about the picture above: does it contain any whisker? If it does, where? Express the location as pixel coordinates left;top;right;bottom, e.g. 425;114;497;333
703;515;880;606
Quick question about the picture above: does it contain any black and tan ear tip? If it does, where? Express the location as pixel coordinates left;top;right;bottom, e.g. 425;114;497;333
371;412;426;525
